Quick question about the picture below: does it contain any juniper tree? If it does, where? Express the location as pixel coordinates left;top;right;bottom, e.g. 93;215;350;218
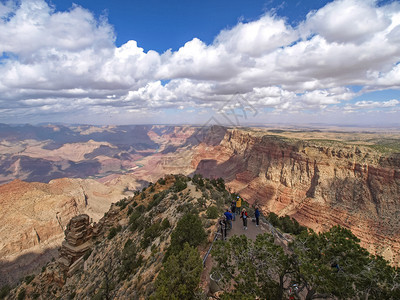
152;243;203;300
291;226;400;299
212;233;293;299
212;226;400;299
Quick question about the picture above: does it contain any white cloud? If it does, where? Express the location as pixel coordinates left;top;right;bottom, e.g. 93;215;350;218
0;0;399;124
355;99;400;108
215;14;299;57
0;0;114;57
0;0;15;19
300;0;391;44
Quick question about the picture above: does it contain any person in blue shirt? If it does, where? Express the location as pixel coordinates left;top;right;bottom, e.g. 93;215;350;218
254;206;260;227
224;209;233;230
230;200;236;221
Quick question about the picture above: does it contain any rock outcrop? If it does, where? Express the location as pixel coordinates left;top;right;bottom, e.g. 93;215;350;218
0;178;127;287
5;175;225;299
193;128;400;264
58;214;93;276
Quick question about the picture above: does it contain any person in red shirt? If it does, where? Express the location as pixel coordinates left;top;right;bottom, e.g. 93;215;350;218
240;208;248;230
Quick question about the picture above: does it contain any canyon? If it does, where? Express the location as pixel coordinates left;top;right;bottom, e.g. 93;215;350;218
195;128;400;264
1;123;400;287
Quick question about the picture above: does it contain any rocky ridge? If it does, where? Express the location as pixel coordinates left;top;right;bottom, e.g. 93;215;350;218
4;174;228;299
0;177;138;287
193;128;400;264
2;124;400;290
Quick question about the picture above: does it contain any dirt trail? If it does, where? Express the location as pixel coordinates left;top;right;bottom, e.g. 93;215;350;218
227;213;269;240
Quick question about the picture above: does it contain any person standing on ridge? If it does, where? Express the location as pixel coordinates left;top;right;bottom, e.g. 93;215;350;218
218;217;227;240
236;196;242;216
254;206;260;227
230;199;236;221
240;208;248;230
224;209;233;230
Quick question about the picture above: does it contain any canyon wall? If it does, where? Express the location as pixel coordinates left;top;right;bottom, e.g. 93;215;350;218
0;178;130;287
194;128;400;264
2;124;400;287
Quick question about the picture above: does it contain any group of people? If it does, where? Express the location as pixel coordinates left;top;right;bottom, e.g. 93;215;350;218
221;196;261;234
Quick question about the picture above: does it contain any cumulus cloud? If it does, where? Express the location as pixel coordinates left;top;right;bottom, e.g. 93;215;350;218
0;0;399;124
0;0;114;57
215;14;298;57
355;99;400;108
300;0;391;44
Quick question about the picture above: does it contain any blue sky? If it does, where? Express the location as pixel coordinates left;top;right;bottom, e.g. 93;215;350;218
0;0;399;126
53;0;334;52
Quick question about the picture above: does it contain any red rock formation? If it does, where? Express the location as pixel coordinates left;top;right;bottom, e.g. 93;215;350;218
0;177;125;287
59;214;93;276
193;129;400;264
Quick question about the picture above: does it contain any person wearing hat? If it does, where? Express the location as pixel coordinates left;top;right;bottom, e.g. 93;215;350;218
236;196;242;215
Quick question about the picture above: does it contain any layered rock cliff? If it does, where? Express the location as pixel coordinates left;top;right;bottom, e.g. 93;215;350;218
194;128;400;264
5;175;226;299
0;178;131;287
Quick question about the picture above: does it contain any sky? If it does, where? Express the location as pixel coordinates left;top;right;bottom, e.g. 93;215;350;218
0;0;399;126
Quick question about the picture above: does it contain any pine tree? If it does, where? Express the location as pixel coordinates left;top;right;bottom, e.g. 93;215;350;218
166;213;206;259
212;233;292;299
151;243;203;300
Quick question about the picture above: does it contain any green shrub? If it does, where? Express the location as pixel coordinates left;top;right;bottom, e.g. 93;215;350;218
158;178;166;185
147;191;167;211
0;285;10;299
17;288;25;300
141;221;162;249
136;204;146;213
108;225;122;240
116;198;128;209
267;212;306;235
213;177;225;191
127;206;134;215
173;179;187;193
129;209;149;232
177;203;198;215
192;174;204;187
197;197;206;209
24;274;35;284
165;213;206;260
152;243;202;300
206;206;219;219
32;293;40;299
120;239;143;280
161;218;171;230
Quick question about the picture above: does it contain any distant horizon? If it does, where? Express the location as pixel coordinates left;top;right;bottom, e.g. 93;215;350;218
2;121;400;131
0;0;399;125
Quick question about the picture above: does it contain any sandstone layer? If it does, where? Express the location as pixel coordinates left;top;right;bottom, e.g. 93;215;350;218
193;128;400;264
0;177;129;287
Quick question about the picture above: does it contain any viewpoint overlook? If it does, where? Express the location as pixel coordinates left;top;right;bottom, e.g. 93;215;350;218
1;123;400;299
1;0;400;298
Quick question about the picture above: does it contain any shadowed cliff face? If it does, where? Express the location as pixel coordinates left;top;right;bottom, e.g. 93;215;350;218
0;177;141;287
194;129;400;264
